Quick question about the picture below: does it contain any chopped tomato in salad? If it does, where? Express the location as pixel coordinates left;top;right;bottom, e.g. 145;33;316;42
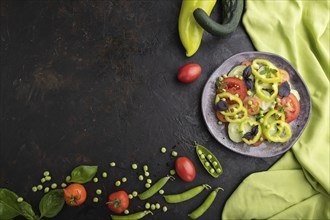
214;59;300;145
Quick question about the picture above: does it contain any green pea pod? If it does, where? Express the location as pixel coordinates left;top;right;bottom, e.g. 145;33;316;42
195;143;223;178
178;0;216;57
193;0;243;36
188;187;224;219
163;184;211;203
111;210;153;220
138;176;173;200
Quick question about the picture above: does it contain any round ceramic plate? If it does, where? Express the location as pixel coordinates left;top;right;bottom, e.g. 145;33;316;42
201;52;311;158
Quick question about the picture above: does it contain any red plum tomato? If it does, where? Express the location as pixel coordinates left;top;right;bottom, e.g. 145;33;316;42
175;157;196;182
177;64;202;83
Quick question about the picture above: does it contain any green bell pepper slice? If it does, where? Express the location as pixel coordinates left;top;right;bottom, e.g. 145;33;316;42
251;59;281;83
263;120;292;143
255;79;279;102
215;92;243;116
224;107;247;123
240;118;262;145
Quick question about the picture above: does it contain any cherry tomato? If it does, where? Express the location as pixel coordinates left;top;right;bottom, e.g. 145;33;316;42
279;69;290;83
107;191;129;214
217;77;247;104
63;184;87;206
175;157;196;182
177;63;202;83
243;97;261;116
215;110;227;122
278;93;300;123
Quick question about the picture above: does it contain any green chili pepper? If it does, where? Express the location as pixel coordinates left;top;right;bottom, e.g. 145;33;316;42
251;59;281;83
178;0;216;57
111;210;153;220
195;143;223;178
188;187;224;219
138;176;174;200
240;119;262;145
163;184;211;203
255;79;279;102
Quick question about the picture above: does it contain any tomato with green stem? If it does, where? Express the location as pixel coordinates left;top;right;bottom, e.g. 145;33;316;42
63;183;87;206
107;191;129;214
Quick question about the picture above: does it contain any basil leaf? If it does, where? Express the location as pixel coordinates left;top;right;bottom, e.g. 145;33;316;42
69;165;98;183
39;189;64;218
0;188;39;220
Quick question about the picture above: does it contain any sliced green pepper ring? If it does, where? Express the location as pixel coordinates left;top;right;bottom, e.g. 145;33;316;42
264;120;292;143
240;119;262;145
251;59;281;83
224;106;247;123
215;92;243;116
263;109;285;127
255;79;279;102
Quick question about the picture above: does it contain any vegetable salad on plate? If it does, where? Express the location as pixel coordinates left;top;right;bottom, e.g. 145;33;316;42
214;59;301;146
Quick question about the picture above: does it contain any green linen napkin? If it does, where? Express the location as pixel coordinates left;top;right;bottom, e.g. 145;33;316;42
222;0;330;219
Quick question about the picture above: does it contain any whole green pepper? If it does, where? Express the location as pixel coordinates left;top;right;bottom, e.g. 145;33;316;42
178;0;216;57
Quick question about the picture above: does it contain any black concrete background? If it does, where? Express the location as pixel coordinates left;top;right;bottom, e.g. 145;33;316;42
0;1;281;220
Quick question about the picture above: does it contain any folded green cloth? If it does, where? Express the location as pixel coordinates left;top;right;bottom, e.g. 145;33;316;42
222;0;330;219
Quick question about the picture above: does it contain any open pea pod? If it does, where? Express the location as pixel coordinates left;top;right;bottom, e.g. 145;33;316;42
194;143;223;178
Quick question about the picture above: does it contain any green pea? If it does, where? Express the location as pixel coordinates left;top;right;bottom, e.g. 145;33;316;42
138;175;144;181
110;162;116;167
41;178;46;183
155;203;160;209
204;161;210;167
122;177;127;183
150;204;156;210
200;154;205;159
138;176;173;200
65;176;71;182
102;172;108;178
164;184;211;203
43;171;50;177
144;171;150;177
128;194;133;199
162;206;168;212
217;121;223;125
96;189;102;195
145;183;151;188
51;183;57;189
145;202;150;209
61;183;67;188
210;168;215;174
124;210;129;215
32;186;37;192
195;143;223;178
44;187;50;193
37;185;43;190
146;179;152;184
159;189;164;195
188;187;224;219
197;150;202;155
132;191;138;197
216;168;222;173
45;176;51;181
171;151;178;157
131;164;138;169
93;197;99;203
93;177;99;183
111;211;153;220
115;181;121;186
212;161;218;167
161;147;167;153
17;197;23;203
169;169;176;175
143;165;148;171
207;154;212;160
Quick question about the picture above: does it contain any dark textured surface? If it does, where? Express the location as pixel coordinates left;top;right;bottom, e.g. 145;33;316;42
0;1;281;220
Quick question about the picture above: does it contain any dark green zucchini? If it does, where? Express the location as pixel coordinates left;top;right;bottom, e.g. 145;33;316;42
193;0;244;36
